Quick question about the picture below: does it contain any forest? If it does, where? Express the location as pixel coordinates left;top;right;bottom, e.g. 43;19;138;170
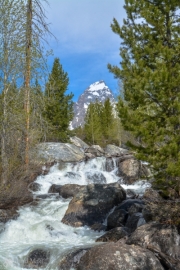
0;0;180;197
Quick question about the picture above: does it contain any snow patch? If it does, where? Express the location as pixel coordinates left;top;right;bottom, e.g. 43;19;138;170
88;81;108;92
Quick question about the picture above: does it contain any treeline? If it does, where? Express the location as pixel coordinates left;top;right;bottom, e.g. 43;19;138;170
74;98;135;148
0;0;73;184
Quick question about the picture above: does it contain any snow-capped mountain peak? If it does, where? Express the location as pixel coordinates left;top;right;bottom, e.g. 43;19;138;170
88;80;108;92
71;81;114;129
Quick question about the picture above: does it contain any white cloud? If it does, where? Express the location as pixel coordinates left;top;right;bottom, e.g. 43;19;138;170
45;0;126;54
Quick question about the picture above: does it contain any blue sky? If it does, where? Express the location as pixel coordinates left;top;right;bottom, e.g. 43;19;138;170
45;0;126;101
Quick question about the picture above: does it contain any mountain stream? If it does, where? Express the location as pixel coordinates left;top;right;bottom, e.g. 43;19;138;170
0;157;150;269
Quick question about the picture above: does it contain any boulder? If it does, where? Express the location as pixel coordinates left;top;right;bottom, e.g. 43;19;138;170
125;212;146;233
143;188;163;202
48;184;85;199
36;142;84;163
58;247;90;270
104;145;129;157
62;183;126;228
96;227;128;242
70;136;89;149
115;199;144;212
126;222;180;260
117;158;141;184
84;147;104;159
24;249;50;269
85;171;106;184
77;243;164;270
91;145;104;153
107;209;128;230
28;182;41;192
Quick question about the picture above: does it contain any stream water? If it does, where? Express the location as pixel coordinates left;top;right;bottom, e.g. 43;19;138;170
0;157;150;270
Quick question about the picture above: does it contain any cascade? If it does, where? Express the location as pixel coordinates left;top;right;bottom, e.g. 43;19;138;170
0;157;150;269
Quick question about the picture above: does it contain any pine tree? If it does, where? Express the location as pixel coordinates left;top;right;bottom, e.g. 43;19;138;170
108;0;180;191
84;101;102;145
44;58;74;141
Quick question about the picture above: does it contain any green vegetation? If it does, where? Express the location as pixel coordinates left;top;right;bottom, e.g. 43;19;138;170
77;99;121;147
44;58;74;142
108;0;180;194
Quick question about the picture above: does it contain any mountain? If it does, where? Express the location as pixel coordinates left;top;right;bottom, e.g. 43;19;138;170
70;80;114;129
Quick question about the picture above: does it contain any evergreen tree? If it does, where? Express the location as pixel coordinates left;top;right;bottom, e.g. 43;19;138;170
101;98;115;144
44;58;74;141
108;0;180;191
84;101;102;145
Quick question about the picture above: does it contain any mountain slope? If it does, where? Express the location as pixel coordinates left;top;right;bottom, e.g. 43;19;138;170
71;81;114;129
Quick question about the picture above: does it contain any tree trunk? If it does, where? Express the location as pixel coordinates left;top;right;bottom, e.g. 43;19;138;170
24;0;32;166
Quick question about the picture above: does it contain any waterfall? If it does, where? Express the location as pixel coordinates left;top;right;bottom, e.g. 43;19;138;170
0;157;150;269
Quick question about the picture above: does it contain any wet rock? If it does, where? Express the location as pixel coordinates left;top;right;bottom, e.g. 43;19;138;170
126;222;180;260
105;157;116;172
64;172;81;179
36;142;84;163
126;189;136;199
85;171;106;184
105;145;129;157
96;227;128;242
58;247;90;270
0;209;19;223
24;249;50;269
48;184;62;194
62;183;126;228
107;209;128;230
125;212;145;233
48;184;85;199
115;199;144;212
128;202;144;216
90;223;107;232
70;136;89;149
77;243;164;270
28;182;41;192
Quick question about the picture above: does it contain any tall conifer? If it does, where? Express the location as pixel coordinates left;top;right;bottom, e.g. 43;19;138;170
44;58;73;141
108;0;180;190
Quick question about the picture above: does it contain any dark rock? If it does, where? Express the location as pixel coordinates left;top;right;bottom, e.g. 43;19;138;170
48;184;85;199
90;223;107;231
28;182;41;192
58;248;90;270
125;212;145;233
24;249;50;269
64;172;81;179
126;189;136;199
116;199;144;212
77;243;164;270
107;209;128;230
35;194;59;200
96;227;128;242
85;171;106;184
105;157;115;172
126;222;180;260
48;184;62;194
128;203;144;216
62;183;126;228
